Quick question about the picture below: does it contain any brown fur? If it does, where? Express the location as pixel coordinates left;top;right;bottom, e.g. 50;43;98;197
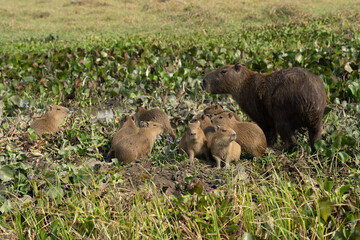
108;115;138;159
191;115;215;148
113;121;164;165
134;106;176;139
203;64;327;152
30;105;69;135
111;115;138;146
204;105;242;121
178;120;210;162
210;125;241;168
212;112;267;157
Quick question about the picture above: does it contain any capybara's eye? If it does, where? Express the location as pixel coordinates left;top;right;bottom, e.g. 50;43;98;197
219;116;223;119
57;108;61;111
221;70;227;75
222;129;227;132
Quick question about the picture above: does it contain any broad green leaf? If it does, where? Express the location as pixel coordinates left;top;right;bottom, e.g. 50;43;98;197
324;178;334;192
0;166;15;182
295;53;303;63
242;232;254;240
318;198;333;222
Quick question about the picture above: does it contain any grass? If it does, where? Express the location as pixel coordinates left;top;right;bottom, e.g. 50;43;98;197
0;0;360;239
1;0;360;43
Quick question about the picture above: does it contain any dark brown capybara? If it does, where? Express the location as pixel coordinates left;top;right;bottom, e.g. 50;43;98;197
202;63;327;152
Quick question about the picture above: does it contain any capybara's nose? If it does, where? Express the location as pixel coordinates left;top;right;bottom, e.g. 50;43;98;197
190;132;196;137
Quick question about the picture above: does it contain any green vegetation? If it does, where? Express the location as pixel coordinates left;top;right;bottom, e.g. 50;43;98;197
0;1;360;239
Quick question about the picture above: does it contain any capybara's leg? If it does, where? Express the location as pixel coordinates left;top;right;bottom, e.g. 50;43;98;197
188;150;195;162
276;122;297;151
212;155;222;169
266;128;278;147
308;122;323;153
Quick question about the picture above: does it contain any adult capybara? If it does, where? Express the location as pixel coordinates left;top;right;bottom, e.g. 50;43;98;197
202;63;327;152
134;106;176;139
211;111;267;157
30;105;69;135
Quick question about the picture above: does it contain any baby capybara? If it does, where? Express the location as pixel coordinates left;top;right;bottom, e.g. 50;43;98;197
210;125;241;169
202;63;327;152
113;121;163;165
211;112;267;157
134;106;176;139
30;105;69;135
178;120;209;162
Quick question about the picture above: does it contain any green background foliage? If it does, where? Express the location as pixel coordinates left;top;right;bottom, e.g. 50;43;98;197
0;1;359;239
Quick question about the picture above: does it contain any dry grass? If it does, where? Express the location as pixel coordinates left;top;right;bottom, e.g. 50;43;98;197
0;0;359;42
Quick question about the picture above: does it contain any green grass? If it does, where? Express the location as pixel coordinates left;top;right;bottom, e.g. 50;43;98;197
1;0;360;43
0;1;360;239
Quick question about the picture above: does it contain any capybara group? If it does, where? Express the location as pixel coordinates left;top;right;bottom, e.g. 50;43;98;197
203;64;327;152
210;125;241;168
30;105;69;135
212;111;267;157
134;106;176;139
178;120;209;162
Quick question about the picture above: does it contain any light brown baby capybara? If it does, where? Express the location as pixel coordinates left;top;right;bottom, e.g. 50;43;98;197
134;106;176;139
202;64;327;152
190;114;215;148
210;125;241;169
211;112;267;157
30;105;69;135
178;120;210;162
111;115;138;146
108;115;138;160
113;121;164;165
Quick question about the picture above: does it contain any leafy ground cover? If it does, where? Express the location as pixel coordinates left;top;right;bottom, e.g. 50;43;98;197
0;9;360;240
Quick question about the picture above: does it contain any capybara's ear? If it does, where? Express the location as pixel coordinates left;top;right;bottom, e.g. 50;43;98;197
228;112;234;119
124;115;128;121
234;63;242;72
131;115;135;121
46;105;53;111
214;125;220;131
215;105;219;109
144;106;148;110
201;115;205;120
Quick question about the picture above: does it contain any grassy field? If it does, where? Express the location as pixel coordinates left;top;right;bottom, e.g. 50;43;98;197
1;0;360;42
0;0;360;239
